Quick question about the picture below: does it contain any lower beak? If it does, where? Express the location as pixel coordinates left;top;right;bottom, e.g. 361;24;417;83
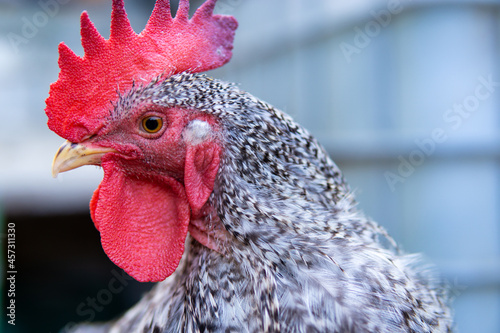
51;140;116;177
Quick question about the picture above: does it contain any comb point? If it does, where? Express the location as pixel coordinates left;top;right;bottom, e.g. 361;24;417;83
58;42;82;70
110;0;135;41
144;0;173;35
175;0;190;21
80;11;106;58
195;0;216;19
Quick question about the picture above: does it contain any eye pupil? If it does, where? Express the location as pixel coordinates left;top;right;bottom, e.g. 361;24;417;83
144;118;159;130
142;116;163;133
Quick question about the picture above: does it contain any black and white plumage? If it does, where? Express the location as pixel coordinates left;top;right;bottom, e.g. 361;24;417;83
66;73;453;333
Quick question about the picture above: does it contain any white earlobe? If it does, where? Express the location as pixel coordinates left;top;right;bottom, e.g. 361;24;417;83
182;119;212;145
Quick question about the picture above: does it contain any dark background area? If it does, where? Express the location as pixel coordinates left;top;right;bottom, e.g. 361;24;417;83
2;214;154;333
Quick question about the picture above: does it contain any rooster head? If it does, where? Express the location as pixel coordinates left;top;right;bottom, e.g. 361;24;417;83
46;0;237;282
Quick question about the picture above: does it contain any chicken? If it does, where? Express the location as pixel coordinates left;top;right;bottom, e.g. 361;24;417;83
46;0;453;332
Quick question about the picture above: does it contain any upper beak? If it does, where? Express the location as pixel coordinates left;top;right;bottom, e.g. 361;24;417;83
52;140;116;178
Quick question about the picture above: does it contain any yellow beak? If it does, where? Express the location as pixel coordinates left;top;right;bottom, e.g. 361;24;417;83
51;140;116;178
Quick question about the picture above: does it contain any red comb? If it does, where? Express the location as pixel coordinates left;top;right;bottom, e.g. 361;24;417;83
46;0;238;142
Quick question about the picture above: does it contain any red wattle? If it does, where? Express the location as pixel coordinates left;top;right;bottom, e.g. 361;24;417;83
90;159;190;282
184;141;221;216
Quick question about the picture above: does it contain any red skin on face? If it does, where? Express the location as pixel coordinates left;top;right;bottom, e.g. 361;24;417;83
86;107;222;282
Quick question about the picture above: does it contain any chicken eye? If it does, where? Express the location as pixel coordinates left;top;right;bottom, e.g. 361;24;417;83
141;116;163;133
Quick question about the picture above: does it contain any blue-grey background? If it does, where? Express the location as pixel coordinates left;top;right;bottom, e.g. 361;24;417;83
1;0;499;332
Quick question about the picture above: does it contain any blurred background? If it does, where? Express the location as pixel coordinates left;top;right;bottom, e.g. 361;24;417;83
1;0;499;332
